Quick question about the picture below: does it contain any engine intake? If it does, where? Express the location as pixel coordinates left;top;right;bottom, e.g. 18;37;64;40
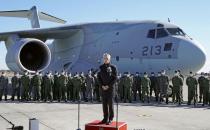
6;38;51;73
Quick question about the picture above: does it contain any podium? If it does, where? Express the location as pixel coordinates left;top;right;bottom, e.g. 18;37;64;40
85;120;127;130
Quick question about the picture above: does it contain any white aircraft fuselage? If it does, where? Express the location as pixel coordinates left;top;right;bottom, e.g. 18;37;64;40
48;21;206;76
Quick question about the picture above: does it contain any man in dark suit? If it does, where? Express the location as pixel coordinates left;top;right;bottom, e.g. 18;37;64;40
98;53;117;125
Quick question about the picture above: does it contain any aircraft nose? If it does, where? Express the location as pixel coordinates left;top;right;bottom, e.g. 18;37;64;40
178;40;206;73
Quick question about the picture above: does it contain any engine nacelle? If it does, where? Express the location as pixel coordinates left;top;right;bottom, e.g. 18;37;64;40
6;38;51;73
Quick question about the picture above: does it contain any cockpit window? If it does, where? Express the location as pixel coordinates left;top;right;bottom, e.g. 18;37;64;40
167;28;186;36
157;23;164;27
147;29;155;39
156;28;168;38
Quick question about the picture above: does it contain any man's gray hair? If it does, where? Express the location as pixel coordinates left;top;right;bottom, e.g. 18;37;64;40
103;53;111;60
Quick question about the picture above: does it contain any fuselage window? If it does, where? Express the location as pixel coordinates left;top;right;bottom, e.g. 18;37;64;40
164;43;172;51
116;56;119;61
156;28;168;38
147;29;155;39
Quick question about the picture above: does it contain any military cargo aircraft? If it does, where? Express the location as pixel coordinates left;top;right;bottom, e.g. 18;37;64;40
0;6;206;75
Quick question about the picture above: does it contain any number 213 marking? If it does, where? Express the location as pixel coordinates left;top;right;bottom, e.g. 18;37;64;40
142;45;161;56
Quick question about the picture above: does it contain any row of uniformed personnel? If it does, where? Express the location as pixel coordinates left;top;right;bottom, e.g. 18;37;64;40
117;70;171;104
116;70;210;106
1;69;210;106
0;70;100;102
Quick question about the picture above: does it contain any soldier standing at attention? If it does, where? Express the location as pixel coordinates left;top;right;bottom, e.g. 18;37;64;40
177;70;184;102
156;72;161;103
21;71;30;101
67;72;73;101
141;72;151;103
98;53;117;125
72;72;82;102
133;72;141;101
114;73;121;102
149;72;158;102
0;72;8;101
80;72;87;101
53;71;60;101
159;70;170;104
186;72;198;106
198;72;205;103
122;72;132;103
41;72;48;101
85;70;95;102
43;72;54;102
118;73;125;101
202;73;209;106
31;71;42;101
172;71;183;105
39;72;43;99
59;70;68;102
11;72;21;101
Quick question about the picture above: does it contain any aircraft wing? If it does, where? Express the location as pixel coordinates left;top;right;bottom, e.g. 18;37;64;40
0;25;82;41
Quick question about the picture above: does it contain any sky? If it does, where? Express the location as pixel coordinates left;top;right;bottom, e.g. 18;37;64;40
0;0;209;72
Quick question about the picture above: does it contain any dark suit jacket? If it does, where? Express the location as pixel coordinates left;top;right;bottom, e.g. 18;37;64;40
98;63;117;97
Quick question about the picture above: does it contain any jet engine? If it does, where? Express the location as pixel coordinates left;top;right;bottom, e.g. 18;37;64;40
6;38;51;73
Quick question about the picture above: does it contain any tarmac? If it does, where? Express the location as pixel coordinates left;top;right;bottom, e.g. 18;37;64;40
0;84;210;130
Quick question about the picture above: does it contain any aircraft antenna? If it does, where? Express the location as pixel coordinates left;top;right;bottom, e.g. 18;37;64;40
168;18;171;23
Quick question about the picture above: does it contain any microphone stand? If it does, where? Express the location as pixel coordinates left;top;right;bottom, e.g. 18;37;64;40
0;114;15;128
0;114;23;130
115;92;119;130
76;99;81;130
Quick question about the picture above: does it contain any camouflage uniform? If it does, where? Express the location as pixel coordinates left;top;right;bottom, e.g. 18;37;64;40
59;74;68;101
0;75;8;101
179;73;184;102
133;74;141;101
53;74;60;100
198;75;205;103
118;75;125;101
202;76;209;106
94;74;101;102
43;75;54;101
158;74;169;104
72;75;82;101
21;74;30;101
67;75;73;101
123;74;132;103
31;74;42;101
11;75;21;101
141;76;151;103
172;75;183;104
186;75;198;105
156;73;161;102
41;74;47;100
80;74;87;101
149;75;158;101
85;74;95;102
